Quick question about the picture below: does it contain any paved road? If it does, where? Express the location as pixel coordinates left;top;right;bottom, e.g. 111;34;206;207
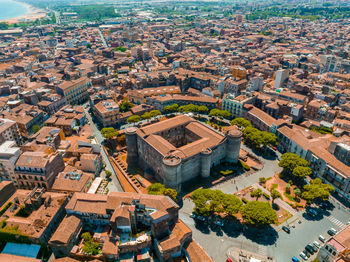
84;105;123;192
98;29;108;47
179;146;350;262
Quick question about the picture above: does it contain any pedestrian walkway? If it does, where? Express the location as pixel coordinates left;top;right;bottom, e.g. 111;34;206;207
328;216;347;230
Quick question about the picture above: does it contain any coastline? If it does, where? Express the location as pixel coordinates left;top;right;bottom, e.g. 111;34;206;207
0;0;47;24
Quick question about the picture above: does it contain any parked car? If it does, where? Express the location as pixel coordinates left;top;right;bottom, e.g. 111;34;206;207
292;256;300;262
190;213;197;219
282;226;291;233
299;252;308;260
305;244;315;254
328;228;337;236
311;243;319;251
303;249;311;258
319;235;326;243
306;208;318;217
197;215;207;222
215;219;224;227
313;241;321;248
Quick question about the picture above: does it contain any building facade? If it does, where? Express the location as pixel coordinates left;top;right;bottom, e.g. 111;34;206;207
125;115;241;191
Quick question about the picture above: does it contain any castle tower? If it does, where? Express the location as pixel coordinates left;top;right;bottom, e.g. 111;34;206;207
162;154;182;191
125;127;139;165
225;129;242;163
200;148;212;178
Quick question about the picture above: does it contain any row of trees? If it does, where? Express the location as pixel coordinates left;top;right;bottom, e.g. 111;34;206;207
230;117;277;150
126;110;162;123
191;189;277;226
163;103;232;119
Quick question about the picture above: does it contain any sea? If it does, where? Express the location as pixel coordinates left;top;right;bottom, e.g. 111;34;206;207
0;0;29;20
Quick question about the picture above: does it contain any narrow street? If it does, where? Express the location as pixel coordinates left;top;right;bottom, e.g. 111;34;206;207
84;105;123;192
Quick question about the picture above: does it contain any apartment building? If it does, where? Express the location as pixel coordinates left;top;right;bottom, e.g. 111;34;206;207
93;99;119;127
56;77;91;105
0;141;22;185
15;151;65;189
0;118;22;146
222;93;255;118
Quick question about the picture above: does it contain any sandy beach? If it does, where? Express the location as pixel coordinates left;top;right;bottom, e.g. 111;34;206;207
0;1;47;24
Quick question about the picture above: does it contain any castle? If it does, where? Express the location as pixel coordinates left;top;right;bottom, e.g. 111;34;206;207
125;115;242;191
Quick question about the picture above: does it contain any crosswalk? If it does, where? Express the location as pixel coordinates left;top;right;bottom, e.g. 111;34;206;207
328;216;347;230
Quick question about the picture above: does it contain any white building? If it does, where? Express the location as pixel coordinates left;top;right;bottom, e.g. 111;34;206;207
274;69;289;89
0;141;22;185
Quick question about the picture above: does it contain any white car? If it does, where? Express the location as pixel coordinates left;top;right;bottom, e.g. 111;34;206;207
319;235;326;243
313;240;321;248
299;252;308;260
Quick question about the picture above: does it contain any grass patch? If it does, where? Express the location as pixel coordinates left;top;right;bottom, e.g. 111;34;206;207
271;183;278;190
240;160;250;171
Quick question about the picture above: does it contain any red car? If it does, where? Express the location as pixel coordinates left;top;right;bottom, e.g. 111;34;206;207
227;258;232;262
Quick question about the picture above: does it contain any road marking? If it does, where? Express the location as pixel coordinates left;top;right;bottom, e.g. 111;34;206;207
328;216;347;230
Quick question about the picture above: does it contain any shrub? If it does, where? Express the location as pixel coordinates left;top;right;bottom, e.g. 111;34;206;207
242;197;248;204
285;183;291;194
240;160;250;171
220;170;234;176
263;192;270;200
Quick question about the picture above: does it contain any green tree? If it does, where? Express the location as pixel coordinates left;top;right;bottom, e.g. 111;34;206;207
119;100;133;113
147;183;165;195
209;109;231;119
302;178;335;202
278;153;309;174
292;166;312;179
271;189;281;203
231;117;252;129
242;127;277;149
251;188;263;200
294;188;301;197
222;194;242;216
141;112;152;119
105;170;112;179
163;188;178;201
197;105;209;113
178;104;199;113
241;201;278;226
127;115;141;123
81;232;92;242
149;110;161;117
164;104;179;113
101;127;118;139
32;125;40;134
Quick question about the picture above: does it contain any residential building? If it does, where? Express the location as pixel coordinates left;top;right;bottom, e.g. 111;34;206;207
56;77;91;105
222;93;255;118
0;118;22;146
0;141;22;185
15;151;65;189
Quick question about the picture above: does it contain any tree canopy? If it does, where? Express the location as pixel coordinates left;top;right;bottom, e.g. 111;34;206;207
250;188;263;200
101;127;118;139
240;201;278;226
127;115;141;123
271;189;281;202
302;178;334;202
209;109;231;119
147;183;178;201
163;104;179;113
141;110;161;119
278;153;311;181
191;188;242;217
242;127;277;149
231;117;252;129
292;166;312;179
119;100;133;113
